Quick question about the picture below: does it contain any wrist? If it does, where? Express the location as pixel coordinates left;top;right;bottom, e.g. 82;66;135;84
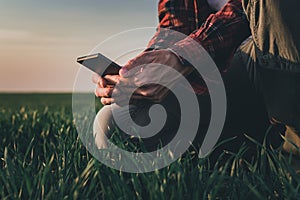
167;48;192;67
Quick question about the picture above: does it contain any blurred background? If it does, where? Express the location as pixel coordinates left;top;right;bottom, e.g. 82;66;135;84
0;0;157;92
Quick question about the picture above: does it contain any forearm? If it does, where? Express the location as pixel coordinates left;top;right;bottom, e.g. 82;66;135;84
170;0;251;72
147;0;213;49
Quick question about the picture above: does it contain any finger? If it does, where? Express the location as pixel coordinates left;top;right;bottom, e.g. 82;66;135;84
98;78;107;88
92;73;100;84
119;67;129;77
151;87;170;102
95;87;114;98
92;74;107;88
120;63;144;78
131;84;160;97
103;74;120;85
100;97;114;105
131;85;170;102
101;97;130;106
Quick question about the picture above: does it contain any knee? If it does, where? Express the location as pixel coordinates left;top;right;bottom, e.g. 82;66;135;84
93;105;114;148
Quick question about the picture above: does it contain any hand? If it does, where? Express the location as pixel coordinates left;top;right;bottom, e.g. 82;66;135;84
93;49;194;105
93;73;143;105
116;49;194;102
93;73;120;105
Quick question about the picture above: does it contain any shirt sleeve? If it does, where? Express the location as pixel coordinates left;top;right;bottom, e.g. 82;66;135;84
170;0;251;72
147;0;213;50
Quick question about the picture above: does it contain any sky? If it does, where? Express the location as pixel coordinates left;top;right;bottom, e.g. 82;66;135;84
0;0;157;92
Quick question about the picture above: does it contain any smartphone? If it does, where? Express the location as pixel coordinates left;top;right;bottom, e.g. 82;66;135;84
77;53;121;76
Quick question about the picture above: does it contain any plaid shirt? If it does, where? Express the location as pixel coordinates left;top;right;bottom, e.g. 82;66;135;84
147;0;250;94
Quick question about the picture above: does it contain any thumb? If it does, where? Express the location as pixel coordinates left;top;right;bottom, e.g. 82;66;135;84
119;59;142;78
119;66;129;78
119;51;154;78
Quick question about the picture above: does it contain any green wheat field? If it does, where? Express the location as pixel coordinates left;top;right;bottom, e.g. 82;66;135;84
0;93;300;199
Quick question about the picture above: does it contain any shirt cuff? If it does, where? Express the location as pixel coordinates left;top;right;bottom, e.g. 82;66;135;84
168;36;213;69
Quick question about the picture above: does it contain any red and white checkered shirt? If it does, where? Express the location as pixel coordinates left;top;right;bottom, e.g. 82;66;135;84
147;0;251;94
